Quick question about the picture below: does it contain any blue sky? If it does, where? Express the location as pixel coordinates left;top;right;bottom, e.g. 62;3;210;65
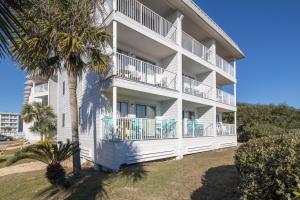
0;0;300;113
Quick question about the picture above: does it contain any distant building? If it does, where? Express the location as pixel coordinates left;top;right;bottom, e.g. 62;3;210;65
0;112;22;134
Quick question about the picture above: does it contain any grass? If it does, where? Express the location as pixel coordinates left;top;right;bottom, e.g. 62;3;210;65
0;147;240;200
0;148;33;168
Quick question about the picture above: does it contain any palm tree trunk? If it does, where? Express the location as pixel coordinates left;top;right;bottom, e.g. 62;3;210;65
68;70;81;176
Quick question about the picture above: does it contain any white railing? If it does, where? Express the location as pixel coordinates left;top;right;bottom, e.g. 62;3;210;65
102;117;177;141
116;0;177;43
116;53;177;90
183;119;214;137
182;75;213;100
217;123;236;136
182;31;213;64
216;54;235;77
216;89;235;106
0;132;25;138
34;83;48;94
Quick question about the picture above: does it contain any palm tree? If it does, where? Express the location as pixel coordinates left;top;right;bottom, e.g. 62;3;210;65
0;0;24;58
8;140;79;188
3;127;13;133
22;102;57;141
13;0;110;175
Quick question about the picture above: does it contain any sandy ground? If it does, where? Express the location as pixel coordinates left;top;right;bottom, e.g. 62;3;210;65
0;162;46;177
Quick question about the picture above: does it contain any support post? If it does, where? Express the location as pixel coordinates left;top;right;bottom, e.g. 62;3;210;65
175;11;184;160
112;86;117;135
112;21;117;75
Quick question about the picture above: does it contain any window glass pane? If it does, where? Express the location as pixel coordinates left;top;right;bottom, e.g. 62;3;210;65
136;105;146;118
117;101;128;117
147;106;156;119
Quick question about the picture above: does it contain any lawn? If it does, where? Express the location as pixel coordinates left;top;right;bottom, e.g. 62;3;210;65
0;148;32;168
0;147;240;200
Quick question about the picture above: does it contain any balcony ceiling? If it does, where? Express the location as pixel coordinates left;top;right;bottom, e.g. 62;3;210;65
182;54;211;75
111;23;176;59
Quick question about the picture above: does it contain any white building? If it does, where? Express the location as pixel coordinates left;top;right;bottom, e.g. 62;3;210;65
0;112;22;135
23;76;58;142
24;0;244;170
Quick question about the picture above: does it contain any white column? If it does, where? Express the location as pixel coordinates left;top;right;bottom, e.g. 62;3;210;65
233;59;237;106
175;11;184;160
112;20;117;75
112;86;117;133
234;111;237;135
112;0;117;11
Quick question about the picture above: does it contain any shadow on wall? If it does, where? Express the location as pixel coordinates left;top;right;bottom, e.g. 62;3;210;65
191;165;241;200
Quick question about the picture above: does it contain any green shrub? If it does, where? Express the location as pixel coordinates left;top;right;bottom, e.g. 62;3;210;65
235;134;300;199
238;123;283;142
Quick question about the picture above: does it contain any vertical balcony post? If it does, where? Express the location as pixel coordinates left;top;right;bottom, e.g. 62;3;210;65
234;111;237;135
112;86;117;137
112;0;117;11
112;21;117;75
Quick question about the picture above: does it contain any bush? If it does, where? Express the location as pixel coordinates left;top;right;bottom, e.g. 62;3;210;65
235;134;300;199
238;123;283;142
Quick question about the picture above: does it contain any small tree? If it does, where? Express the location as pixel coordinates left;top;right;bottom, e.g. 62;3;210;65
22;102;57;141
8;140;79;189
3;127;13;134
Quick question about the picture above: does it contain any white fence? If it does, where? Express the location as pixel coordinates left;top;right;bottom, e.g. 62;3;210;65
1;132;25;139
216;54;235;77
116;53;177;90
182;75;213;100
182;31;213;64
102;117;177;141
217;123;236;136
216;89;235;106
116;0;177;43
183;120;214;137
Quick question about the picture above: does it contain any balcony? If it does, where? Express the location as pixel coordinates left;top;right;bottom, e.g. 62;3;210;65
183;119;214;137
34;83;48;96
182;76;213;100
114;53;177;90
102;117;177;141
216;55;235;77
182;31;213;64
217;123;236;136
182;31;235;79
216;89;235;106
111;0;177;43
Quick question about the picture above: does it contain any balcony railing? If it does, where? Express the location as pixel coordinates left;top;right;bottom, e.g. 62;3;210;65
116;0;177;43
34;83;48;94
216;54;235;77
182;75;213;100
216;89;235;106
183;119;214;137
102;117;177;141
182;32;235;78
115;53;177;90
182;31;213;64
217;123;236;136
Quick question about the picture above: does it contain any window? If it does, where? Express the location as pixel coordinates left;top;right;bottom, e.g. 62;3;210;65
117;101;128;117
79;107;82;125
62;81;65;95
62;113;65;128
136;104;156;118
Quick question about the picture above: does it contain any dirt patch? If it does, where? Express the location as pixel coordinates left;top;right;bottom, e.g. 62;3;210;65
0;161;46;177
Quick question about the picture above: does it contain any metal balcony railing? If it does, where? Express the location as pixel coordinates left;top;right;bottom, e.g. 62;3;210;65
182;75;213;100
217;123;236;136
102;117;177;141
216;89;235;106
115;53;177;90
